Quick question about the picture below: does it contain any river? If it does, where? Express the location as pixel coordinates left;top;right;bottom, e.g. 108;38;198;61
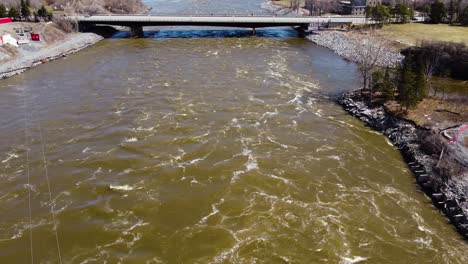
0;0;467;263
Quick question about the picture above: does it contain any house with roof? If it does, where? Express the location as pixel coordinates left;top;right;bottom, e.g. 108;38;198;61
340;0;382;15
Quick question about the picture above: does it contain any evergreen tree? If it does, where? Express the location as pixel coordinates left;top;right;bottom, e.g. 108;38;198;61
0;4;7;18
37;5;48;18
8;7;20;21
421;4;431;21
430;0;447;24
398;54;418;109
394;4;411;23
372;70;384;92
366;5;373;18
459;5;468;25
382;68;395;101
448;0;455;24
415;59;428;101
455;0;462;23
47;10;53;21
370;4;392;24
21;0;31;21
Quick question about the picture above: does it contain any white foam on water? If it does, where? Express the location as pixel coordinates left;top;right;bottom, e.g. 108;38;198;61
0;219;48;242
327;155;341;161
198;199;224;225
23;183;37;193
125;137;138;143
76;167;102;186
138;112;152;121
339;256;369;264
109;185;134;191
230;118;241;128
260;109;279;120
412;213;434;235
287;92;302;105
82;147;91;154
264;173;295;187
242;148;258;172
135;126;155;132
207;50;219;56
1;152;19;163
190;179;201;186
124;219;149;234
414;237;432;248
248;95;264;103
231;170;245;184
315;109;324;117
385;137;394;146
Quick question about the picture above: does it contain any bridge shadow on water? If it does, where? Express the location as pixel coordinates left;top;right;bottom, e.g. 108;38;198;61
110;28;299;39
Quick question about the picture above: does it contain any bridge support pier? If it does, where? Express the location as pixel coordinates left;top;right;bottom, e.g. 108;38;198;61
130;26;144;38
252;28;256;36
294;25;309;37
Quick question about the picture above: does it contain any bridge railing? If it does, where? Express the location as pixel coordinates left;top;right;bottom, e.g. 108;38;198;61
72;13;368;18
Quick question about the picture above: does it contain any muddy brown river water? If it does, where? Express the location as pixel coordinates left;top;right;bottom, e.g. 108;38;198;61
0;0;467;263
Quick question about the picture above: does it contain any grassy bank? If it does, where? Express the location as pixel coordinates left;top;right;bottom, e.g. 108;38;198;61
271;0;297;8
385;98;468;131
378;23;468;46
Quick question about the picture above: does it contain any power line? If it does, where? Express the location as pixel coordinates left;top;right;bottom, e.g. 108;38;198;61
23;91;33;264
35;105;63;264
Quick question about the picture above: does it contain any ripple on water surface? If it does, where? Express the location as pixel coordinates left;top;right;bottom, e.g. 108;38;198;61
0;25;467;263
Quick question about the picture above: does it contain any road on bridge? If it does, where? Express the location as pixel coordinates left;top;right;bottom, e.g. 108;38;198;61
72;15;371;36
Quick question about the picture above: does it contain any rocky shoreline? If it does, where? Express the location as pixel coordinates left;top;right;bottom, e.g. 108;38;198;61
263;0;468;240
262;1;403;67
0;32;103;80
338;90;468;240
307;31;404;67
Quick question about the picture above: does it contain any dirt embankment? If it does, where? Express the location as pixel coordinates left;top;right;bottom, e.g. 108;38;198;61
0;22;103;79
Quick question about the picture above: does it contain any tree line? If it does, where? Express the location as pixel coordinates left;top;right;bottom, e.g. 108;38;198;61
366;2;415;23
1;0;148;18
368;41;467;110
367;0;468;25
0;0;53;21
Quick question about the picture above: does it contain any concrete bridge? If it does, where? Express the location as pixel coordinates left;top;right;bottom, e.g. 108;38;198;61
73;15;369;37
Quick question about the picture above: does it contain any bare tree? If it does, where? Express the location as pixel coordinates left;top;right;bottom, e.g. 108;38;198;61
418;41;443;96
305;0;340;15
290;0;301;12
349;31;388;102
305;0;318;15
50;0;147;15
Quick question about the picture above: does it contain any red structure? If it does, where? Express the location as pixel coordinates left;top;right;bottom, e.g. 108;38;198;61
31;33;40;41
0;18;13;24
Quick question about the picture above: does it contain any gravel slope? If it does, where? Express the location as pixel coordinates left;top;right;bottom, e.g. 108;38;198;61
0;32;102;79
307;31;404;67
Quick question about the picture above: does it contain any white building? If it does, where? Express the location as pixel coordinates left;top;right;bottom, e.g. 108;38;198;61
0;34;19;47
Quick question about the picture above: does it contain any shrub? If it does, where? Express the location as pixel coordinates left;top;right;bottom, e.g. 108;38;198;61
53;16;78;33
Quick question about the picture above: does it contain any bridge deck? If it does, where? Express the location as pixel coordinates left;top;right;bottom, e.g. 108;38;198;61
74;15;368;28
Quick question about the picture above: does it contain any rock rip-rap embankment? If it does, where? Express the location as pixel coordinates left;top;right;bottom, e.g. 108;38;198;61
339;90;468;240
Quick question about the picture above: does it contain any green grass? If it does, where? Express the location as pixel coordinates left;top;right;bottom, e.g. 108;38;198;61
272;0;293;8
271;0;306;8
379;23;468;46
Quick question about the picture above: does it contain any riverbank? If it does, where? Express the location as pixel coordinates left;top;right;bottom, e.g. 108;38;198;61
0;22;103;80
307;31;404;67
262;1;468;239
338;90;468;240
